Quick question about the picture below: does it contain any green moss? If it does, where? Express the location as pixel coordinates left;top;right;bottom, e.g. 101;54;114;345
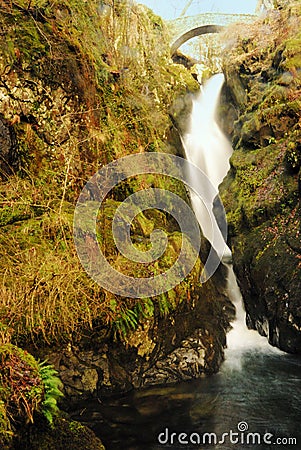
285;140;301;172
222;134;299;233
220;2;301;332
68;420;86;433
13;415;106;450
222;0;301;234
282;34;301;69
108;227;201;338
0;204;31;227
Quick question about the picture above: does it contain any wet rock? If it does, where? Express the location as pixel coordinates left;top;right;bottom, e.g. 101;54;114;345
277;71;294;86
223;69;248;108
221;1;301;354
142;328;220;386
225;202;301;354
172;50;198;69
45;346;111;401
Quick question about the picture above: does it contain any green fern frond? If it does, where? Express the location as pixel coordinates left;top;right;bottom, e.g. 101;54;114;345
158;293;171;317
38;361;63;425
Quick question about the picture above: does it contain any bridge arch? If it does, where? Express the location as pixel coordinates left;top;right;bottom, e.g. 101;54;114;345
171;24;224;56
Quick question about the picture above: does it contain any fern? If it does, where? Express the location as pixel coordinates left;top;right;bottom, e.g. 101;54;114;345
38;361;63;425
113;307;140;338
158;293;171;317
133;298;154;319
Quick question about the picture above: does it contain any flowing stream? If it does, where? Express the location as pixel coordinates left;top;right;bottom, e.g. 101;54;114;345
72;75;301;449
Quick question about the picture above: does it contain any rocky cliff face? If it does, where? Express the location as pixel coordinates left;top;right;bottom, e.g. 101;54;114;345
0;0;232;418
221;1;301;353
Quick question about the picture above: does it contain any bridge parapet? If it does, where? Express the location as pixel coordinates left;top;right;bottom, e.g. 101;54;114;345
168;12;257;44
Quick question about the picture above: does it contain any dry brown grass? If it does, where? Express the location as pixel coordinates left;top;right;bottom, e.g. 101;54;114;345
0;180;106;344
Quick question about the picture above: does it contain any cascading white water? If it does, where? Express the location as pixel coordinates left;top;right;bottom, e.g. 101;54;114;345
182;74;279;362
225;265;272;351
183;74;232;191
224;263;281;370
182;74;233;261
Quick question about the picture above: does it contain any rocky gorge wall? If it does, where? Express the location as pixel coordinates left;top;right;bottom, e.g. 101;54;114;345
221;0;301;353
0;1;233;446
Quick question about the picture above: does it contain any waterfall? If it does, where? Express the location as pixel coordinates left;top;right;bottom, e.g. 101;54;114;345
182;74;278;361
224;263;280;370
182;74;232;261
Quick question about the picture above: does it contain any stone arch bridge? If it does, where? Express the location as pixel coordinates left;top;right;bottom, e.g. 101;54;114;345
168;13;257;55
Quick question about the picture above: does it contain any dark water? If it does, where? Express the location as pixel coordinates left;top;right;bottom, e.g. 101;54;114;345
71;350;301;449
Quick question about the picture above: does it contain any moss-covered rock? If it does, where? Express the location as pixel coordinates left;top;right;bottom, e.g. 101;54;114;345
221;0;301;353
13;415;105;450
0;345;104;449
0;344;44;430
0;345;65;447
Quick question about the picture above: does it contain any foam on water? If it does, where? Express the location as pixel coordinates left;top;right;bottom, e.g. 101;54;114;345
224;264;282;370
